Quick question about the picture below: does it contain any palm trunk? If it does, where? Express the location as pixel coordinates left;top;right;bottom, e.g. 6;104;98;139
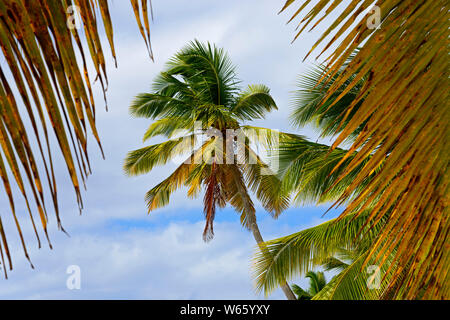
229;163;296;300
250;221;297;300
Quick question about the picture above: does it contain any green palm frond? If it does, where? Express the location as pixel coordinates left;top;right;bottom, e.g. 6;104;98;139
231;85;278;120
277;134;375;205
313;252;375;300
124;134;196;176
242;144;291;217
292;271;327;299
319;247;365;274
291;284;312;300
143;139;212;212
166;40;239;106
142;117;195;141
0;0;153;276
291;53;365;140
306;271;327;296
313;250;399;300
129;93;195;120
321;256;349;273
241;126;296;151
145;162;195;212
280;0;448;299
252;212;385;296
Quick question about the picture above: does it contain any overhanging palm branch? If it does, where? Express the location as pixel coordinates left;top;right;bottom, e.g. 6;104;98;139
0;0;153;277
312;251;377;300
314;243;403;300
280;0;449;299
291;52;366;141
277;133;377;205
250;56;386;298
321;248;352;273
252;211;386;296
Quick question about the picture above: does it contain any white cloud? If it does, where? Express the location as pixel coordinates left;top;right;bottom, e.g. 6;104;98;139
0;221;292;299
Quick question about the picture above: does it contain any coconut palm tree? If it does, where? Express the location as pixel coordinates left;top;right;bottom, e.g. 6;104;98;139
124;40;297;299
279;0;449;299
0;0;153;276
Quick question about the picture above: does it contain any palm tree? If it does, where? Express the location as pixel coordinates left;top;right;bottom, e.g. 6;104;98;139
0;0;153;276
279;0;449;299
124;40;296;299
292;271;327;300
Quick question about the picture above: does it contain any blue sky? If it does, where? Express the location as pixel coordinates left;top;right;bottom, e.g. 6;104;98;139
0;0;345;299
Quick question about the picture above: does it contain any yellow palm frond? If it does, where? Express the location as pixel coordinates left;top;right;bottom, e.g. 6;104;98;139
0;0;153;276
280;0;449;299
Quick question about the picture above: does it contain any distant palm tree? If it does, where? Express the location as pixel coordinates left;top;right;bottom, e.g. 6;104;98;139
292;271;327;300
124;40;296;299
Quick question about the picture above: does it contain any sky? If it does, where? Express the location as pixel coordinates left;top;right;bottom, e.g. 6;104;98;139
0;0;346;299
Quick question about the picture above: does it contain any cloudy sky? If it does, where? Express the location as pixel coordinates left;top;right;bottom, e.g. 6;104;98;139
0;0;345;299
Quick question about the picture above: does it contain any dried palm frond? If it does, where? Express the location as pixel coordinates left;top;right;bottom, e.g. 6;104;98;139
0;0;153;277
280;0;449;299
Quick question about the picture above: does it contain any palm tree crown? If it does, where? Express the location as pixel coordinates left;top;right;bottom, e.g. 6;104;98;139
124;40;287;241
